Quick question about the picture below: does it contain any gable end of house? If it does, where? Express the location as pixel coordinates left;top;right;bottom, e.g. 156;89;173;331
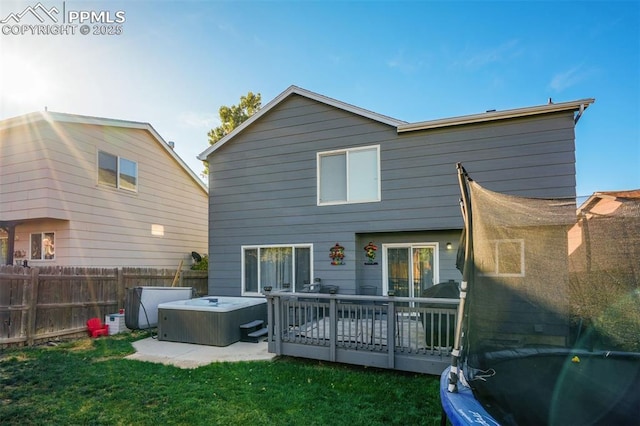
0;111;207;193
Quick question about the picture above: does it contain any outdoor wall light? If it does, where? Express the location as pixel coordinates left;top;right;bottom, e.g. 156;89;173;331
446;242;453;250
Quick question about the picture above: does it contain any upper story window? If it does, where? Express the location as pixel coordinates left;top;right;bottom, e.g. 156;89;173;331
98;151;137;191
31;232;55;260
317;145;380;205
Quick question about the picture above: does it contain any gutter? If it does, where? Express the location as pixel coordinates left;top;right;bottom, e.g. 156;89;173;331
397;98;595;133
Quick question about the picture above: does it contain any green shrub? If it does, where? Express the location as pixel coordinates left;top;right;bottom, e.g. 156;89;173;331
190;254;208;271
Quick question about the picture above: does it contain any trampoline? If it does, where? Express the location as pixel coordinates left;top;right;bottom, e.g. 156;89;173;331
441;164;640;426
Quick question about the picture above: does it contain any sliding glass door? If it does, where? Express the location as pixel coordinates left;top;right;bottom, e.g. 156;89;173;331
384;244;438;297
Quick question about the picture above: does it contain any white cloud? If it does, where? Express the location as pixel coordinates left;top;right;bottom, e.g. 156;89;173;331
217;22;238;36
177;111;219;129
328;53;344;65
387;49;426;73
456;39;521;69
548;65;595;92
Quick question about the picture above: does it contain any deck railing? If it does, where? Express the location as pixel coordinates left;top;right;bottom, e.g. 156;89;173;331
265;291;459;375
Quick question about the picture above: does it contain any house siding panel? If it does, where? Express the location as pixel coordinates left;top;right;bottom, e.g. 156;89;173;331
1;116;207;268
206;94;578;295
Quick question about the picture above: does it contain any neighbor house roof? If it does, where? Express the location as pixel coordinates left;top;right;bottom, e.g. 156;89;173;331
577;189;640;216
197;85;595;160
0;111;207;193
592;189;640;199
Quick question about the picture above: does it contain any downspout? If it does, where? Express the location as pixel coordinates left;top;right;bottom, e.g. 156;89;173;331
574;103;585;124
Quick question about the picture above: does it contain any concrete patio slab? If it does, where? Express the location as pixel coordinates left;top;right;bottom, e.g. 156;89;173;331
126;337;276;369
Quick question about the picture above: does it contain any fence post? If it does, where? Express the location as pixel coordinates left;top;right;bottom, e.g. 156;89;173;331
26;267;39;346
116;268;124;309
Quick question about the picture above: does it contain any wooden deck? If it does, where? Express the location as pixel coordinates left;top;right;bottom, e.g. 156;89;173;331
265;292;459;375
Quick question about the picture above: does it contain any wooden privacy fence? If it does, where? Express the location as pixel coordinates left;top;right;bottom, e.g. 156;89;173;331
0;265;207;346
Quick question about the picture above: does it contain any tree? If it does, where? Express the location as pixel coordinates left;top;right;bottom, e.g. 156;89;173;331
202;91;262;175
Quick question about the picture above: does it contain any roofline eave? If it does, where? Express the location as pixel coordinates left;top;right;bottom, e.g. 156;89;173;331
397;98;596;133
197;85;406;160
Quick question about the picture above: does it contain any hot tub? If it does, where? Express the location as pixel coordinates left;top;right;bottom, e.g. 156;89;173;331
125;286;195;330
157;296;267;346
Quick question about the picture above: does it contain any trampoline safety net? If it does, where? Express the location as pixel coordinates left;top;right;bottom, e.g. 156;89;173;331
463;179;639;354
450;164;640;426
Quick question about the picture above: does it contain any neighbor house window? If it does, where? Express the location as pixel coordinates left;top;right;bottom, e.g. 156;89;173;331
0;236;7;265
98;151;137;191
31;232;55;260
242;245;312;294
317;145;380;205
481;239;525;277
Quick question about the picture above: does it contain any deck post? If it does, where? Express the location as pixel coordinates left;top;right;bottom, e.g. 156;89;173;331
273;295;282;355
266;294;273;345
387;299;395;369
329;297;337;362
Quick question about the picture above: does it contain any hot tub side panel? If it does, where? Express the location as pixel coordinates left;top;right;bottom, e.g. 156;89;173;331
125;286;194;329
158;303;267;346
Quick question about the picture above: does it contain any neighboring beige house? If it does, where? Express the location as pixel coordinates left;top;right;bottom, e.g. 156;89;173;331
569;189;640;273
0;111;208;268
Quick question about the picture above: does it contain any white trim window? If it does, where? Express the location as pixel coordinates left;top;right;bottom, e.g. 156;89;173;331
98;150;138;191
30;232;55;260
317;145;380;205
382;243;439;297
242;244;313;295
480;239;525;277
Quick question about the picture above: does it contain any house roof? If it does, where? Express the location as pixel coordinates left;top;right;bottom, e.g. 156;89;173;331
592;189;640;200
577;189;640;216
397;98;595;132
197;85;595;160
197;85;407;160
0;111;207;193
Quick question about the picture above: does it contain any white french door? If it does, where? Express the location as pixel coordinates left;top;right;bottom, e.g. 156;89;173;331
383;243;439;297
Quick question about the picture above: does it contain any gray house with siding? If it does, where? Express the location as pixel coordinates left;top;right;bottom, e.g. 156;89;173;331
198;86;593;298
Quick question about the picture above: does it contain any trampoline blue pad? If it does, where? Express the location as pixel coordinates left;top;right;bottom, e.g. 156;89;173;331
440;367;499;426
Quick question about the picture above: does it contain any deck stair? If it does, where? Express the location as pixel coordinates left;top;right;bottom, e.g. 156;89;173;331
240;319;268;343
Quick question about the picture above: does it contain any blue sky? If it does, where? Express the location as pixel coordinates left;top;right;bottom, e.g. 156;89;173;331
1;0;638;197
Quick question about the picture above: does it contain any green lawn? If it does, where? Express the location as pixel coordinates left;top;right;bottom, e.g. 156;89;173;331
0;332;443;425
